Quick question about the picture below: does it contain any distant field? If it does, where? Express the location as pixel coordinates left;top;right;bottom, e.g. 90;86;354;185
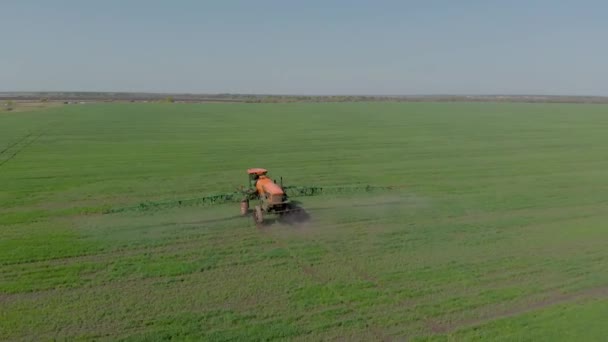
1;102;608;340
1;100;63;113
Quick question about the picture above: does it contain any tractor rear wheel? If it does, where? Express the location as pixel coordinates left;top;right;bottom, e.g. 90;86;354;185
253;205;263;225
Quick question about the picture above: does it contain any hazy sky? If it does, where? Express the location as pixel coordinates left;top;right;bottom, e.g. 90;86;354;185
1;0;606;95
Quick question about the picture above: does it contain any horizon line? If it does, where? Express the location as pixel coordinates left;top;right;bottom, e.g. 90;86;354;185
1;91;607;98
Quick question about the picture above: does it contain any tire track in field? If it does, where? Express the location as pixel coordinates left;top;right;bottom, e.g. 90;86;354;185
0;132;45;168
257;226;392;342
0;235;208;267
0;132;34;156
425;285;608;336
295;233;400;340
0;121;61;170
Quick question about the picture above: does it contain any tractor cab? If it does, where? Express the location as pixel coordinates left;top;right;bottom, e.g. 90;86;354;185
247;168;268;187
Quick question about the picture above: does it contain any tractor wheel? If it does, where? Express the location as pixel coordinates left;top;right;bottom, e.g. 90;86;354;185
253;206;263;225
240;199;249;216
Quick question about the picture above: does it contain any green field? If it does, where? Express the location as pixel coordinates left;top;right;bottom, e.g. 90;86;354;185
2;102;608;340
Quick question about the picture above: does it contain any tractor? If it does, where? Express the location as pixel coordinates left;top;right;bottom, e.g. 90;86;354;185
239;168;293;224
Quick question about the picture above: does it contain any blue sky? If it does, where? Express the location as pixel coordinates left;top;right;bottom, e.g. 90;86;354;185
1;0;606;95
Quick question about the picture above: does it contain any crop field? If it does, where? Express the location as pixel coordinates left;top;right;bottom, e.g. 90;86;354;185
2;102;608;340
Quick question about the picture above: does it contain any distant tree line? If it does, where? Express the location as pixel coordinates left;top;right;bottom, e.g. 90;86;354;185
4;92;608;105
243;95;397;103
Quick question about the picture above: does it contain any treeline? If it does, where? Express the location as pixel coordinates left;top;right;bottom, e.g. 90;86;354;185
243;95;608;104
243;95;396;103
3;92;608;104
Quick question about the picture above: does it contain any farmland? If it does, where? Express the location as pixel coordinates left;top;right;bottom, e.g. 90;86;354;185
2;102;608;340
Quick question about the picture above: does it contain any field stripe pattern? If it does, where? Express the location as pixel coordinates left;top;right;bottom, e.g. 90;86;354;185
2;102;608;340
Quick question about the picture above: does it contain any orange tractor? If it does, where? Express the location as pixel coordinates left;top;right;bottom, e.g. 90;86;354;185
239;168;293;224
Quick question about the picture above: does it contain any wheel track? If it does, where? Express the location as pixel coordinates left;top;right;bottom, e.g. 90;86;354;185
0;132;45;168
0;121;61;170
257;225;392;341
0;132;34;156
425;285;608;335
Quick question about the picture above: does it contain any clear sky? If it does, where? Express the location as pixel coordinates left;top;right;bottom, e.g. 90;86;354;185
1;0;606;95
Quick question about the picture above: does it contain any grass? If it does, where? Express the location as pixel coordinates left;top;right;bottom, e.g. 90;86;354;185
1;102;608;340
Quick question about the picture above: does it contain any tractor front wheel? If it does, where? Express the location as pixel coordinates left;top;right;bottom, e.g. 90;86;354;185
240;199;249;216
253;205;263;225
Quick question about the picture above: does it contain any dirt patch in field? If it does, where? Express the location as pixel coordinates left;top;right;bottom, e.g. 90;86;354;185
425;285;608;334
0;101;63;114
